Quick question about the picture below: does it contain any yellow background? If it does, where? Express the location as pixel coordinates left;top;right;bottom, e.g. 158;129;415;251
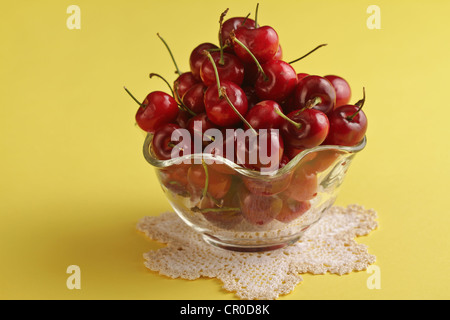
1;0;449;300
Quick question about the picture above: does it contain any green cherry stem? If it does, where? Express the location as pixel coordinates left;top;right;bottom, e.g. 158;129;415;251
123;86;145;108
218;8;229;65
288;44;328;65
292;96;323;117
204;50;257;134
193;206;241;213
347;87;366;121
201;160;209;200
274;108;302;129
229;32;268;81
220;87;257;135
149;73;175;97
204;50;223;98
254;3;259;28
174;83;197;116
157;33;182;76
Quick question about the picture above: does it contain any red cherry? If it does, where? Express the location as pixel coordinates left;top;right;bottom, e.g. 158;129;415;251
244;100;284;130
325;75;352;109
232;26;279;64
173;72;198;103
276;199;311;223
182;83;207;114
239;189;283;225
186;113;216;147
255;59;298;102
175;109;192;128
152;123;191;160
274;44;283;60
187;164;232;199
294;75;336;114
135;91;179;133
220;16;257;51
323;102;367;146
200;51;245;86
189;43;219;81
280;108;330;149
297;73;309;82
204;80;248;127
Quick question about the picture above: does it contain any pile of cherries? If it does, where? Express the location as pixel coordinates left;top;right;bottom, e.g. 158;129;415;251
126;7;368;227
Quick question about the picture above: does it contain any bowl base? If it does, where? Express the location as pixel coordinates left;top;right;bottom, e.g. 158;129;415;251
201;233;302;253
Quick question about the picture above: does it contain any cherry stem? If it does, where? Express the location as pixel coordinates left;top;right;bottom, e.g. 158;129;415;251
242;12;251;25
218;8;229;65
204;50;257;134
157;33;182;76
173;83;197;116
193;206;241;213
149;73;174;97
274;108;302;129
204;50;223;98
293;96;322;116
201;160;209;199
123;86;145;109
347;87;366;121
230;32;268;81
254;3;259;28
221;88;258;135
288;44;328;65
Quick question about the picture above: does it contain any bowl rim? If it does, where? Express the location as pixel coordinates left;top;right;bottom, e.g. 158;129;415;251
143;132;367;178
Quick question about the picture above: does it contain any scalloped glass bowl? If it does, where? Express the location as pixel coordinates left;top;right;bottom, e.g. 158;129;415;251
143;133;366;252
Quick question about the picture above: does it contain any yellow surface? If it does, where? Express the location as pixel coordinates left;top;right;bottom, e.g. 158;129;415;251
1;0;449;300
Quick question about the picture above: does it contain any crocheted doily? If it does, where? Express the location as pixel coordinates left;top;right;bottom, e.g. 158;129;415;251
136;204;378;300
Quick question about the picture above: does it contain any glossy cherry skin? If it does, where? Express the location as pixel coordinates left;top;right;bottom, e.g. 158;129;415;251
152;123;187;160
244;100;284;130
276;199;311;223
255;59;298;102
280;73;309;114
175;109;191;128
136;91;179;133
323;104;367;146
200;51;245;86
220;17;257;51
174;72;198;103
294;75;336;114
204;80;248;127
186;113;216;147
239;188;283;225
274;44;283;60
189;43;219;81
280;108;330;149
232;26;279;64
182;83;207;114
187;164;232;199
325;75;351;109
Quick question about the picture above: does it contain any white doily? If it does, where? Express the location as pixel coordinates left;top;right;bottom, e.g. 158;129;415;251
136;204;378;300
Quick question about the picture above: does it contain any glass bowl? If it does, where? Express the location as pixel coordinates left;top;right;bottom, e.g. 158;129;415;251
143;133;366;252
